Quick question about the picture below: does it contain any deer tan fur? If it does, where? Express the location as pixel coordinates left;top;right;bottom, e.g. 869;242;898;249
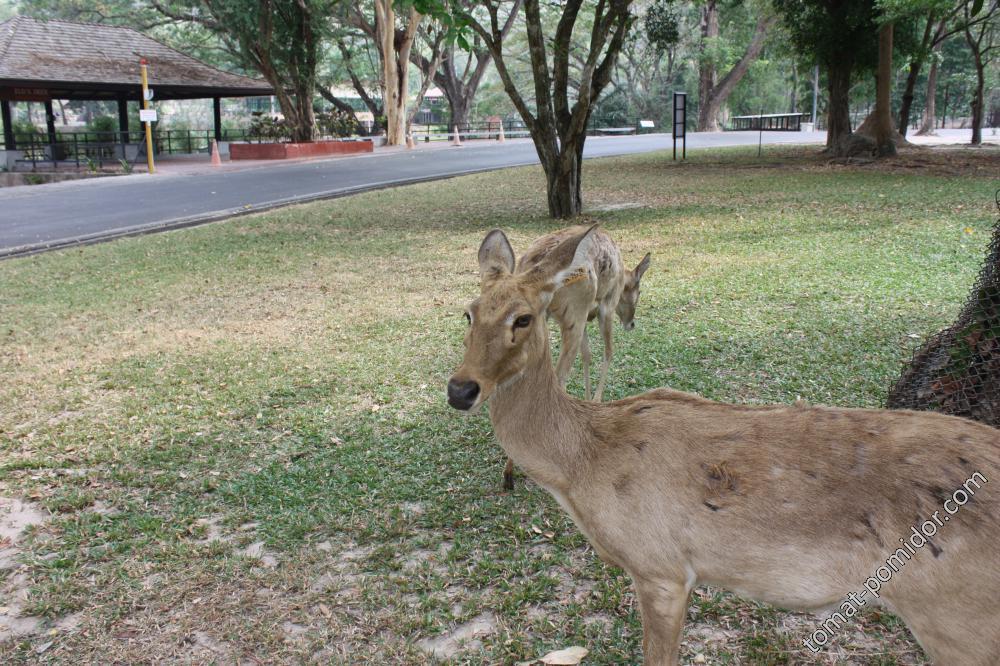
502;226;650;489
447;225;1000;665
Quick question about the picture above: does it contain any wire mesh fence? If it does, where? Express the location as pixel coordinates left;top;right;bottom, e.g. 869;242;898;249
887;191;1000;427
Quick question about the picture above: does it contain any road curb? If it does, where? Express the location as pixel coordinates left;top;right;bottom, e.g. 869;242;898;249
0;164;531;260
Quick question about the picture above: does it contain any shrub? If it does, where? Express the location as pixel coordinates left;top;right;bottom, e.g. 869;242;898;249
317;110;360;138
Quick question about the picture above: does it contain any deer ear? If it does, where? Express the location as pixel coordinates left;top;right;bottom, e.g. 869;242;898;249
634;253;651;282
547;224;599;289
478;229;516;279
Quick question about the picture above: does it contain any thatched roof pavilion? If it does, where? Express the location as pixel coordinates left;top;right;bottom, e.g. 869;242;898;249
0;16;273;148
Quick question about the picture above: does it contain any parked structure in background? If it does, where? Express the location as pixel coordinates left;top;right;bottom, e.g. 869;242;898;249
0;16;272;170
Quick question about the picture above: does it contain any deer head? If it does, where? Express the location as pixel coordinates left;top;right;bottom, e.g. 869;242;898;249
616;252;651;331
447;226;599;412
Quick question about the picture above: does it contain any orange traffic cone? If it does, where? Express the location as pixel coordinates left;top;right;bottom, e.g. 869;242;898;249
452;126;462;147
497;123;505;143
210;139;222;166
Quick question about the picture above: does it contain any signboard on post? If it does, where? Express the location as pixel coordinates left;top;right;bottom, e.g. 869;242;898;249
0;86;51;102
672;92;687;160
139;109;158;123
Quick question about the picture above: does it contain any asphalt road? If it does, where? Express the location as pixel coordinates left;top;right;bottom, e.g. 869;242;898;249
0;130;826;257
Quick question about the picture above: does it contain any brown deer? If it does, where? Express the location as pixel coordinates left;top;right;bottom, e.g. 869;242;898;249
502;226;650;489
447;225;1000;665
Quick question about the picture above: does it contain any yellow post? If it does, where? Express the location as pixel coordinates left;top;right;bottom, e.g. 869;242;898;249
140;58;155;174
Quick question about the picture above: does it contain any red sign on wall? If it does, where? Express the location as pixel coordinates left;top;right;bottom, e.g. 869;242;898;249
0;87;51;101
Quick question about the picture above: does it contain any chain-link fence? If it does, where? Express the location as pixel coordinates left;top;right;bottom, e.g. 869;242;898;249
886;191;1000;427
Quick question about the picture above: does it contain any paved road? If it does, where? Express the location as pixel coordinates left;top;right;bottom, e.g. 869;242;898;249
0;131;826;257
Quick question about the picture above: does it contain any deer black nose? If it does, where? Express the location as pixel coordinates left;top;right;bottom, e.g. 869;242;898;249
447;379;480;410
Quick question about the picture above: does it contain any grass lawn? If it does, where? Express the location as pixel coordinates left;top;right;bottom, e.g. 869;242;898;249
0;145;997;664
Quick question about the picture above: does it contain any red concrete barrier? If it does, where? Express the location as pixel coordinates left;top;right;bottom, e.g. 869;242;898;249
230;140;374;160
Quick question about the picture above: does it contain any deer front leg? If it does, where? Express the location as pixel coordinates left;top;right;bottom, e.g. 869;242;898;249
593;305;613;401
502;456;515;490
633;577;690;666
580;330;593;400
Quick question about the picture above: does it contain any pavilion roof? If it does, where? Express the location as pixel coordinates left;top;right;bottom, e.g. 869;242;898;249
0;16;273;101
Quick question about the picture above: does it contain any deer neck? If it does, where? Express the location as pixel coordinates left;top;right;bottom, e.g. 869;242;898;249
488;330;592;492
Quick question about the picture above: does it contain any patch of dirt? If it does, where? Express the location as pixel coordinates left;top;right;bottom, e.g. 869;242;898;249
416;612;497;660
241;541;278;568
0;497;69;642
587;201;646;212
191;514;230;545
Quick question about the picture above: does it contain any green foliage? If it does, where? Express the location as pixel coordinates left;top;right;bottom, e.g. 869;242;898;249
248;114;292;142
771;0;881;72
316;109;360;138
11;119;42;139
645;0;682;53
88;116;118;134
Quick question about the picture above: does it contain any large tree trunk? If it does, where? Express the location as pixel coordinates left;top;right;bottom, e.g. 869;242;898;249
697;0;719;131
898;15;937;138
375;1;422;146
698;13;775;131
826;59;854;154
873;22;897;156
968;49;985;145
539;136;585;218
447;94;471;131
917;55;940;135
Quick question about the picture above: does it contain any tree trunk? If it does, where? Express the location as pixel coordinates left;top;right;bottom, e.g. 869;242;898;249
873;22;897;156
447;95;470;131
917;56;939;135
698;14;775;131
697;0;719;131
898;15;936;138
826;59;853;154
375;1;422;146
969;62;984;145
789;60;799;114
967;47;985;145
543;145;583;218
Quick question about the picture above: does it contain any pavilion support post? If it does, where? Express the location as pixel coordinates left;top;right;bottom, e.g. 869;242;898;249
117;97;129;134
117;97;129;153
44;99;58;145
213;97;222;142
1;99;14;150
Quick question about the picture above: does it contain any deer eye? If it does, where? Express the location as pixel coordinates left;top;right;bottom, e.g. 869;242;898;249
513;314;533;329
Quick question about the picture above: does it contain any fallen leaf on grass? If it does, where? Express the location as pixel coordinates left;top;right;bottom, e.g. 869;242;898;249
539;646;589;664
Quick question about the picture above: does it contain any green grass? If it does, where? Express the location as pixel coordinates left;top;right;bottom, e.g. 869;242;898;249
0;144;996;663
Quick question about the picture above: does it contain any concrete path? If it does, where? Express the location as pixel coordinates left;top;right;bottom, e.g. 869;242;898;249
0;128;986;257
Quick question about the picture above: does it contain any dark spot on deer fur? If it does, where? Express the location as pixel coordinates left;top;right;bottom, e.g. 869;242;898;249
704;462;739;495
703;501;720;512
632;405;654;414
917;482;952;505
631;440;648;453
958;456;970;466
861;513;885;547
804;470;818;479
928;541;943;558
613;473;632;496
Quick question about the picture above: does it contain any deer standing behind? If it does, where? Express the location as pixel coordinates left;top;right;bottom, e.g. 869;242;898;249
502;226;650;489
447;225;1000;665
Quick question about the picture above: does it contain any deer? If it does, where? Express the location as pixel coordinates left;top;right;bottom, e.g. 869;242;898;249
447;224;1000;665
501;226;650;489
